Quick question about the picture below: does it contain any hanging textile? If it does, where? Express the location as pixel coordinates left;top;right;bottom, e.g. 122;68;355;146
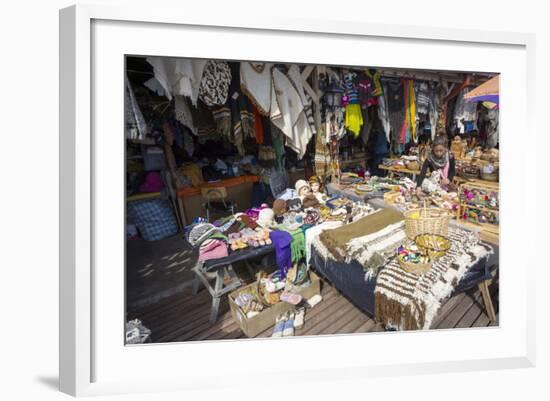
405;79;417;143
367;69;383;96
286;64;316;149
383;77;406;147
258;119;277;168
270;68;311;158
211;106;232;139
358;69;382;107
189;100;218;143
146;57;207;104
428;82;439;140
304;93;317;135
314;126;331;179
174;95;198;136
271;124;285;171
253;105;264;144
344;103;363;138
198;60;232;107
342;71;360;105
125;75;148;140
240;62;273;115
453;87;478;134
182;127;195;157
377;81;391;142
415;81;430;117
227;63;255;156
435;82;452;136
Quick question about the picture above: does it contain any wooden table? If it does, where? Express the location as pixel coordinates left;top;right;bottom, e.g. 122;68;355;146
340;157;367;171
378;164;422;181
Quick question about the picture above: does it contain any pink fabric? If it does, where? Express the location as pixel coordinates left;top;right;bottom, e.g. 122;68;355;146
139;171;164;193
440;159;451;190
198;239;228;261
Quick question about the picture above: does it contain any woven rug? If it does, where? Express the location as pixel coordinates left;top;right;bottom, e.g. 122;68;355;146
316;208;406;276
374;226;493;330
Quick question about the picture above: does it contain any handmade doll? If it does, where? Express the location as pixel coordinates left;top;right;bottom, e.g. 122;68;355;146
295;179;311;201
309;176;327;204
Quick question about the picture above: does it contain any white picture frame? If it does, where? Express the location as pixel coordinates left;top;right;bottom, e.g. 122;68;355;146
59;4;536;397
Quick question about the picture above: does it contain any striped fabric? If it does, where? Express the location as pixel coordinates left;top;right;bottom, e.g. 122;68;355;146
374;227;493;330
304;93;317;135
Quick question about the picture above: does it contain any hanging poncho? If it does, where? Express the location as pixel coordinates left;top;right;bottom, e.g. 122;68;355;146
270;68;311;159
146;57;207;104
198;60;232;107
240;62;273;115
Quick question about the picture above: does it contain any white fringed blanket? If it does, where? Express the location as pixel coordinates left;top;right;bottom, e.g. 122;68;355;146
374;226;493;330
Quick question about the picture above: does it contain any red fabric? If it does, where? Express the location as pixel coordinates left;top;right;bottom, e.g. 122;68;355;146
253;106;264;144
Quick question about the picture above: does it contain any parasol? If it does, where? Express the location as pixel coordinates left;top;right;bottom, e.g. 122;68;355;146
464;75;499;105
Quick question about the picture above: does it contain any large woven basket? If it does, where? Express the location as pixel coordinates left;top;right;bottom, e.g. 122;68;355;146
403;203;450;240
398;255;432;275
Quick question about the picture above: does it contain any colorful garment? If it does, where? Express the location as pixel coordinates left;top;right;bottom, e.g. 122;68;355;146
405;79;417;142
345;103;363;137
198;60;232;107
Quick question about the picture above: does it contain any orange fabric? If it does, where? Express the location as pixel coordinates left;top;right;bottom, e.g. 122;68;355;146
177;175;260;198
253;105;264;144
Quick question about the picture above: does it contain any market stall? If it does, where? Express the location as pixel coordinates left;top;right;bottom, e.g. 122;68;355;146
125;56;500;341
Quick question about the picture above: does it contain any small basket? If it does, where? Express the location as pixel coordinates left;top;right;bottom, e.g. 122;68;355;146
415;234;451;260
405;161;420;171
398;254;432;275
403;202;450;240
481;171;498;182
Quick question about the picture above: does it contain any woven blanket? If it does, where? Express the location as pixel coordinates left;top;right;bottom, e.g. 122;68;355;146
374;226;493;330
318;208;403;261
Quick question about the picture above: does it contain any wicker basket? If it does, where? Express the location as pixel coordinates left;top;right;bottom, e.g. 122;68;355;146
415;234;451;260
403;203;450;240
481;171;498;182
398;254;432;275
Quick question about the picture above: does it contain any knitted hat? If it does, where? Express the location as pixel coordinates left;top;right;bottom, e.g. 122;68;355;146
198;239;228;262
188;223;218;247
272;199;287;217
257;208;276;228
295;179;310;197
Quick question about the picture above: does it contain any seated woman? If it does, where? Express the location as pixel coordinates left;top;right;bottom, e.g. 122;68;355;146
416;135;456;196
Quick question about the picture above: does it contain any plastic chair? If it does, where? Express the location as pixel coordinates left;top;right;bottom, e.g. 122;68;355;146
200;187;236;222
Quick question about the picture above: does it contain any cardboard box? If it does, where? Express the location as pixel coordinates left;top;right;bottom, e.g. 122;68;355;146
229;272;321;338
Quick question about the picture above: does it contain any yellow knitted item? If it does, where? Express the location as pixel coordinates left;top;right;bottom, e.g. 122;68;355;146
345;104;363;137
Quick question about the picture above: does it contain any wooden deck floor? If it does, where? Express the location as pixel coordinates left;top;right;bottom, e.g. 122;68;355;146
127;271;499;342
